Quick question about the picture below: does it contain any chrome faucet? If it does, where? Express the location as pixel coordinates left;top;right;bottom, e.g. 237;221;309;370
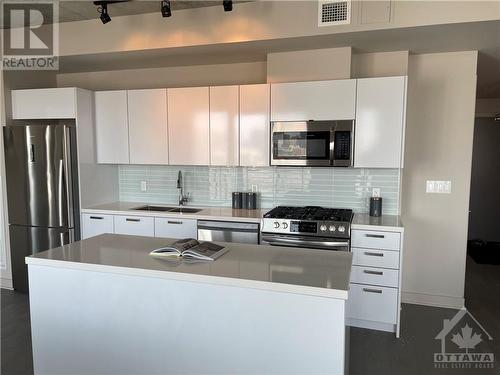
177;170;189;206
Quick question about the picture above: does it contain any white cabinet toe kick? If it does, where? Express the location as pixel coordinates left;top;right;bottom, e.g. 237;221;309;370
347;228;404;337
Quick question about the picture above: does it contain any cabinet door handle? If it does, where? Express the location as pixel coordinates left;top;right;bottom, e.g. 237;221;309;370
364;251;384;257
126;218;141;222
89;216;104;220
167;221;182;225
365;234;385;239
363;270;383;275
363;288;383;294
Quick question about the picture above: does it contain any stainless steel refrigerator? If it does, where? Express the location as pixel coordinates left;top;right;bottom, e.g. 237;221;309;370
3;124;80;292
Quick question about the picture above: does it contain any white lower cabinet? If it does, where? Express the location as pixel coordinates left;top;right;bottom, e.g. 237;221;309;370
114;215;155;237
347;228;403;337
154;218;197;239
82;214;114;239
347;283;398;324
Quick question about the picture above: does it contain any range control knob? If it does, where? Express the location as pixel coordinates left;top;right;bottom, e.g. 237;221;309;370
338;225;346;233
320;224;327;232
273;221;280;229
329;225;336;232
282;222;289;229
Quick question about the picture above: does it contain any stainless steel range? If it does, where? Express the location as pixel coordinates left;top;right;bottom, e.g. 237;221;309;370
261;206;354;251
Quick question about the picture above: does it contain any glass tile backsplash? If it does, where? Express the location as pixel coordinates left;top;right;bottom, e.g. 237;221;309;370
119;166;401;214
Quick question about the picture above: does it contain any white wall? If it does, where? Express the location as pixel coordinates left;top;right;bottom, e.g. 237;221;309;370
401;51;478;308
351;51;409;78
267;47;351;82
57;62;266;90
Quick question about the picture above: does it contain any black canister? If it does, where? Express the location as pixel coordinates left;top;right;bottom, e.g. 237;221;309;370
245;192;258;210
232;192;242;209
369;197;382;217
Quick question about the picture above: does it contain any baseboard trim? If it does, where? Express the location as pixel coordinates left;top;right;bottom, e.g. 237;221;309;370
1;277;13;290
346;318;396;334
402;291;464;309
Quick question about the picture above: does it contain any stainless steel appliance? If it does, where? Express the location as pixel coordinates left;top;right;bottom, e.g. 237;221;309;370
198;220;259;245
270;120;354;167
3;124;80;292
261;206;353;251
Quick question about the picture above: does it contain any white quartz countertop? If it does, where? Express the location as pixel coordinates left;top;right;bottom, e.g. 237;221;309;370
82;201;404;231
81;202;266;223
26;234;352;300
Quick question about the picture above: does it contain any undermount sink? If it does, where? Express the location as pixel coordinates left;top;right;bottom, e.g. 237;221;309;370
132;205;177;212
168;207;202;213
131;205;201;214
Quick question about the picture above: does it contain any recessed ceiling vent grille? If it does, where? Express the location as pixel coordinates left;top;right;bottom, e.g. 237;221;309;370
318;0;351;27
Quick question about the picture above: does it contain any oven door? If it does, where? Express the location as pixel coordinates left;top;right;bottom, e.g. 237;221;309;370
271;121;333;166
261;233;350;251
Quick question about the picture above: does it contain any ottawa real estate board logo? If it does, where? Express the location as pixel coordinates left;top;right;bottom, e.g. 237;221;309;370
434;309;494;370
1;1;59;70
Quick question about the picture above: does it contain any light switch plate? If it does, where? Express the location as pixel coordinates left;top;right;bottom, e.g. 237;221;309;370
426;180;451;194
140;180;147;192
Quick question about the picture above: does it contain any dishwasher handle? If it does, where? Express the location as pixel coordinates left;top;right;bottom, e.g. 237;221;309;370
197;220;259;232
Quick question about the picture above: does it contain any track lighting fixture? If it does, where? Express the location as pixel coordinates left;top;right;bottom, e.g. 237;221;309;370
223;0;233;12
98;3;111;24
161;0;171;17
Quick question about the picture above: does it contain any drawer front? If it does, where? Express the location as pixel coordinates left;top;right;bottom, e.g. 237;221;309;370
82;214;114;239
114;216;154;237
350;266;399;288
352;247;400;269
347;283;398;324
351;229;400;251
154;218;197;239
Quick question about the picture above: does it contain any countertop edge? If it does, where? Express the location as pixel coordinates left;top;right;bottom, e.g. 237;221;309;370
25;257;349;300
80;208;263;223
351;223;405;233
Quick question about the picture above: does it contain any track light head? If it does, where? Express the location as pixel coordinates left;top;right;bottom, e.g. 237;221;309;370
161;0;171;17
223;0;232;12
97;2;111;24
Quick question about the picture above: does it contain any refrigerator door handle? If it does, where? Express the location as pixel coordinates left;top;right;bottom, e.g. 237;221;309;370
62;126;74;229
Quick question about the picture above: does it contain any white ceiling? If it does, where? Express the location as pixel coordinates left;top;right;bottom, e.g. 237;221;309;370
58;20;500;98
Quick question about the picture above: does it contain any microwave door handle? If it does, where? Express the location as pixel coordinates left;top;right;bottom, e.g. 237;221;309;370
330;129;335;166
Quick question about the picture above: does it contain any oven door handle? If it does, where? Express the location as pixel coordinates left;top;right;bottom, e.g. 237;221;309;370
262;236;349;250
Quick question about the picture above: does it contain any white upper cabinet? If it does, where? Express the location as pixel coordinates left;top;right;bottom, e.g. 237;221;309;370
168;87;210;165
11;88;77;119
95;90;129;164
209;86;239;166
354;76;407;169
239;84;270;167
270;80;356;121
128;89;168;165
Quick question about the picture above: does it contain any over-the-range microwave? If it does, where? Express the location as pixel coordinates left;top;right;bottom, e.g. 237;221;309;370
270;120;354;167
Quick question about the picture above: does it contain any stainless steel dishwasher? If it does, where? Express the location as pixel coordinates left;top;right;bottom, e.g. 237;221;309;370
197;220;260;244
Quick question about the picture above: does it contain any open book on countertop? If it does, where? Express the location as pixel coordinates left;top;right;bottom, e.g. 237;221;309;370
149;238;228;261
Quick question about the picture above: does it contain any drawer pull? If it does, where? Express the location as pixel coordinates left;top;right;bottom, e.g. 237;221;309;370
363;288;383;294
365;234;385;239
167;221;183;225
89;216;104;220
364;251;384;257
363;270;383;276
125;218;141;222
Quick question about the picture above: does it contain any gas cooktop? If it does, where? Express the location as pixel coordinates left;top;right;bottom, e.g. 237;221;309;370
261;206;354;239
264;206;353;222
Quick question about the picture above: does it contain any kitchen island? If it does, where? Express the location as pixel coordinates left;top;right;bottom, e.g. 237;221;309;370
26;234;352;375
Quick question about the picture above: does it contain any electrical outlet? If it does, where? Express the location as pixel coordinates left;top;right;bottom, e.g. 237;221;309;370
140;180;147;192
251;184;259;192
372;188;381;198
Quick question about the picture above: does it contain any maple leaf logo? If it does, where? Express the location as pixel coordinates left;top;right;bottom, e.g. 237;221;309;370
451;324;483;353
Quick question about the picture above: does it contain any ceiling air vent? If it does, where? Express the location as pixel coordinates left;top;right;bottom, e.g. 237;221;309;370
318;0;351;27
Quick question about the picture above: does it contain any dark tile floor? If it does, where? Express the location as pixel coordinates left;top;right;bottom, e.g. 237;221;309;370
1;256;499;375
